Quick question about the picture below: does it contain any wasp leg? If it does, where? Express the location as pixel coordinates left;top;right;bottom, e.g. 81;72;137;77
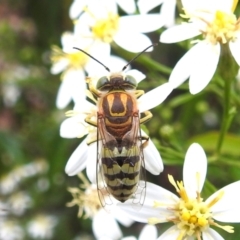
140;136;149;149
85;115;97;127
86;77;101;98
135;90;145;98
87;137;98;145
140;111;152;124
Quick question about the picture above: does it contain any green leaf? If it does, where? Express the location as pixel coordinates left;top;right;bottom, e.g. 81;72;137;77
188;131;240;157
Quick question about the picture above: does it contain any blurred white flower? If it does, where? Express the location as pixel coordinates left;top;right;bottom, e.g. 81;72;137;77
50;32;131;109
27;214;58;239
137;0;176;27
2;83;21;107
119;143;240;240
0;160;48;195
0;219;24;240
67;173;134;240
69;0;136;19
8;191;32;216
160;0;240;94
74;0;164;53
61;69;172;180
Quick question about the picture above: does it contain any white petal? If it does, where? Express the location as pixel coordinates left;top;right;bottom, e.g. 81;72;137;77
93;209;122;240
137;0;165;14
114;31;153;53
86;142;97;183
229;37;240;66
182;0;232;13
205;180;240;222
121;237;136;240
85;0;117;18
189;42;220;94
168;41;208;89
65;139;88;176
126;69;146;84
50;59;69;74
73;99;96;111
116;0;136;14
161;0;176;28
138;82;173;113
139;225;158;240
183;143;207;199
111;206;134;227
105;55;128;73
118;182;178;222
160;23;201;43
157;225;180;240
143;137;164;175
202;228;224;240
119;14;165;33
69;0;88;19
56;70;86;109
60;116;87;139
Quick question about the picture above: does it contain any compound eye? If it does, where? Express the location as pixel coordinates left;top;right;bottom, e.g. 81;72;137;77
96;76;109;90
124;75;137;89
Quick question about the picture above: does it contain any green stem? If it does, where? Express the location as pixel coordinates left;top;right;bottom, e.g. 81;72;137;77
216;74;231;154
215;44;238;155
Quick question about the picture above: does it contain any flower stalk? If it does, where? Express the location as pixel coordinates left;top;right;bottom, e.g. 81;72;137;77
216;44;238;155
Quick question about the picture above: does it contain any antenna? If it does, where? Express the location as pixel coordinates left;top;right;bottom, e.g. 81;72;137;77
73;47;110;72
122;43;158;71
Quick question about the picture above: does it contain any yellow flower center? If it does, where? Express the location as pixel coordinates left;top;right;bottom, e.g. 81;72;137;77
51;45;89;70
91;12;119;43
148;174;234;240
204;10;240;44
67;173;101;219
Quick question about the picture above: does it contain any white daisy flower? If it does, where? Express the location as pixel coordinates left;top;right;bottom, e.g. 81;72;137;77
27;215;58;239
119;143;240;240
67;173;134;240
69;0;136;20
137;0;176;27
74;0;164;53
160;0;240;94
50;31;109;109
61;69;173;181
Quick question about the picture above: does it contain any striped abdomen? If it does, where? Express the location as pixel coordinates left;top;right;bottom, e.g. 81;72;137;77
101;146;141;202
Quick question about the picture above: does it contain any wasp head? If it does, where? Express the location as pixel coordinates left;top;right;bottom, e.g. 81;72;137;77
96;73;137;92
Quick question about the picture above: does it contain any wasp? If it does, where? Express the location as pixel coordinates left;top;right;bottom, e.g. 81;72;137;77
74;45;155;206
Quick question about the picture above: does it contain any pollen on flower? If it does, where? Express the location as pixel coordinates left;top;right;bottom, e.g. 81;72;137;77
151;175;234;240
91;12;119;43
51;45;89;70
204;10;240;44
67;173;101;219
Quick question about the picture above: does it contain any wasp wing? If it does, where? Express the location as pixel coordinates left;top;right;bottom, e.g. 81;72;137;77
121;112;146;208
96;115;119;209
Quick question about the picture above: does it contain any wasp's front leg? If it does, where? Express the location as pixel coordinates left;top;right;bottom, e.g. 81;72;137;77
140;135;149;149
140;111;152;124
85;115;97;127
134;90;145;98
86;76;101;98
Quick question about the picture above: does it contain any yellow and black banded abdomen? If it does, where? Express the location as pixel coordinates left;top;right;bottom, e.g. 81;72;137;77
101;147;141;202
100;91;137;139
